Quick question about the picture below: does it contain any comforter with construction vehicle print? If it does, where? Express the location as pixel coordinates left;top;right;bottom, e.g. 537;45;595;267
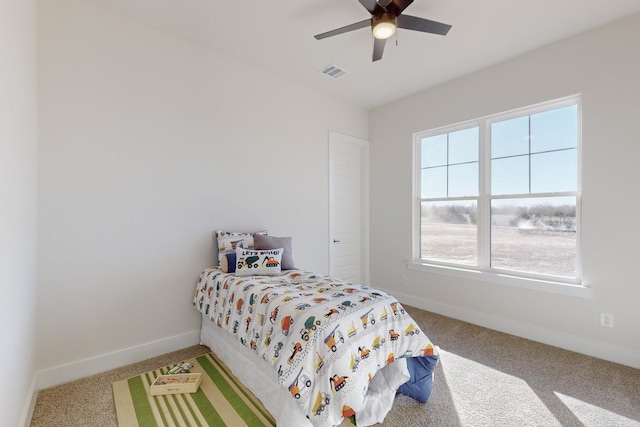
193;268;437;427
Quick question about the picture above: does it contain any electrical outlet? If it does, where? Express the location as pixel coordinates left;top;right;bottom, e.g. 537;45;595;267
600;313;614;328
400;275;406;285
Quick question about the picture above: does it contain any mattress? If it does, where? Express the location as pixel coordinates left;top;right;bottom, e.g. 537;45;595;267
194;268;438;427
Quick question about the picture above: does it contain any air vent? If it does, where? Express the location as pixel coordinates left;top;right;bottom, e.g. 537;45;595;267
320;64;347;79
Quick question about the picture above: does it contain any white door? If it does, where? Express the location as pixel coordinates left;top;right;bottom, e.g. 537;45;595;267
329;131;369;284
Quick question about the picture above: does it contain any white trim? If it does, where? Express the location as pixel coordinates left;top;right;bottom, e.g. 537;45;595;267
385;288;640;370
20;375;39;427
363;140;370;285
407;261;591;298
36;329;200;389
484;94;581;123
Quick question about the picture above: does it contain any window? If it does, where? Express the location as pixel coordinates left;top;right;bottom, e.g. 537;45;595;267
414;97;580;284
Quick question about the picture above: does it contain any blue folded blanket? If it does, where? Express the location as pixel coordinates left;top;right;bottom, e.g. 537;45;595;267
397;355;438;403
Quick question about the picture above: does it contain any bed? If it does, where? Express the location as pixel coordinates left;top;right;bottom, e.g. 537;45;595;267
192;232;438;427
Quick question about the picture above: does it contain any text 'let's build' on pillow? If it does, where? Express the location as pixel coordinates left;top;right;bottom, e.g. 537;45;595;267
253;234;295;270
235;247;283;276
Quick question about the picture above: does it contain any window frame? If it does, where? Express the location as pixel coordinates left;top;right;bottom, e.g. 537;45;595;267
411;95;586;295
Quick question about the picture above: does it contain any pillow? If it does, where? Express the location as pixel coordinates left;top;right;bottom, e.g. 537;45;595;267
235;247;283;276
397;355;438;403
253;234;295;270
215;230;267;266
220;253;236;273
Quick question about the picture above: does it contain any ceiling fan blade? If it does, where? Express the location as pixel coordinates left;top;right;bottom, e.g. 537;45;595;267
397;14;452;36
372;37;386;61
314;19;371;40
388;0;414;14
358;0;381;14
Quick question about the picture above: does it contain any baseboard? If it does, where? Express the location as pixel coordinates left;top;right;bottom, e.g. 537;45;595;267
20;374;39;427
390;289;640;370
37;329;201;389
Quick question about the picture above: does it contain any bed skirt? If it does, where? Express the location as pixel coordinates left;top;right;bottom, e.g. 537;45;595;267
199;314;411;427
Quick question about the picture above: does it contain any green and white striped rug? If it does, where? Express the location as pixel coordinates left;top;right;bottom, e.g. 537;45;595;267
113;352;275;427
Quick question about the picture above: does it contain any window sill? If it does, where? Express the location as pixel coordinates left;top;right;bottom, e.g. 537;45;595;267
406;261;592;299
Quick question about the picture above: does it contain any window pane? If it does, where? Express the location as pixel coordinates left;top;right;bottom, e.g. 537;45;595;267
531;149;577;193
421;201;477;265
492;156;529;195
491;116;529;158
421;134;447;167
449;127;479;164
531;105;577;153
491;197;576;278
422;166;447;198
449;163;478;197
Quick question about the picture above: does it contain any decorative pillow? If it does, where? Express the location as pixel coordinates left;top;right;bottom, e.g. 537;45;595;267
215;230;267;266
235;247;283;276
220;253;236;273
397;355;438;403
253;234;295;270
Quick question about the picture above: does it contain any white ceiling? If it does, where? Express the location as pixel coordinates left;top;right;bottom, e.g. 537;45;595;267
82;0;640;109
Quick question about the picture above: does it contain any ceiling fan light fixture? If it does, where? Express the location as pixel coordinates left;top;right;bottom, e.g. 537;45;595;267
372;13;397;40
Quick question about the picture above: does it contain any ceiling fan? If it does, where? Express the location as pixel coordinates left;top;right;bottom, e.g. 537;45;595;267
314;0;451;62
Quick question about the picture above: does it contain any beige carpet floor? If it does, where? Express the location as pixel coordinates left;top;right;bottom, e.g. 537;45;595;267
30;307;640;426
30;345;211;427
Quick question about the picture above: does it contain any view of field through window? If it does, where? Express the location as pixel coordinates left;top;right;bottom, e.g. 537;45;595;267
421;199;577;278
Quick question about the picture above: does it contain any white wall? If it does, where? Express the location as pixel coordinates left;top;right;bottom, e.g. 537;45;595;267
369;13;640;368
0;1;38;425
37;0;367;381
